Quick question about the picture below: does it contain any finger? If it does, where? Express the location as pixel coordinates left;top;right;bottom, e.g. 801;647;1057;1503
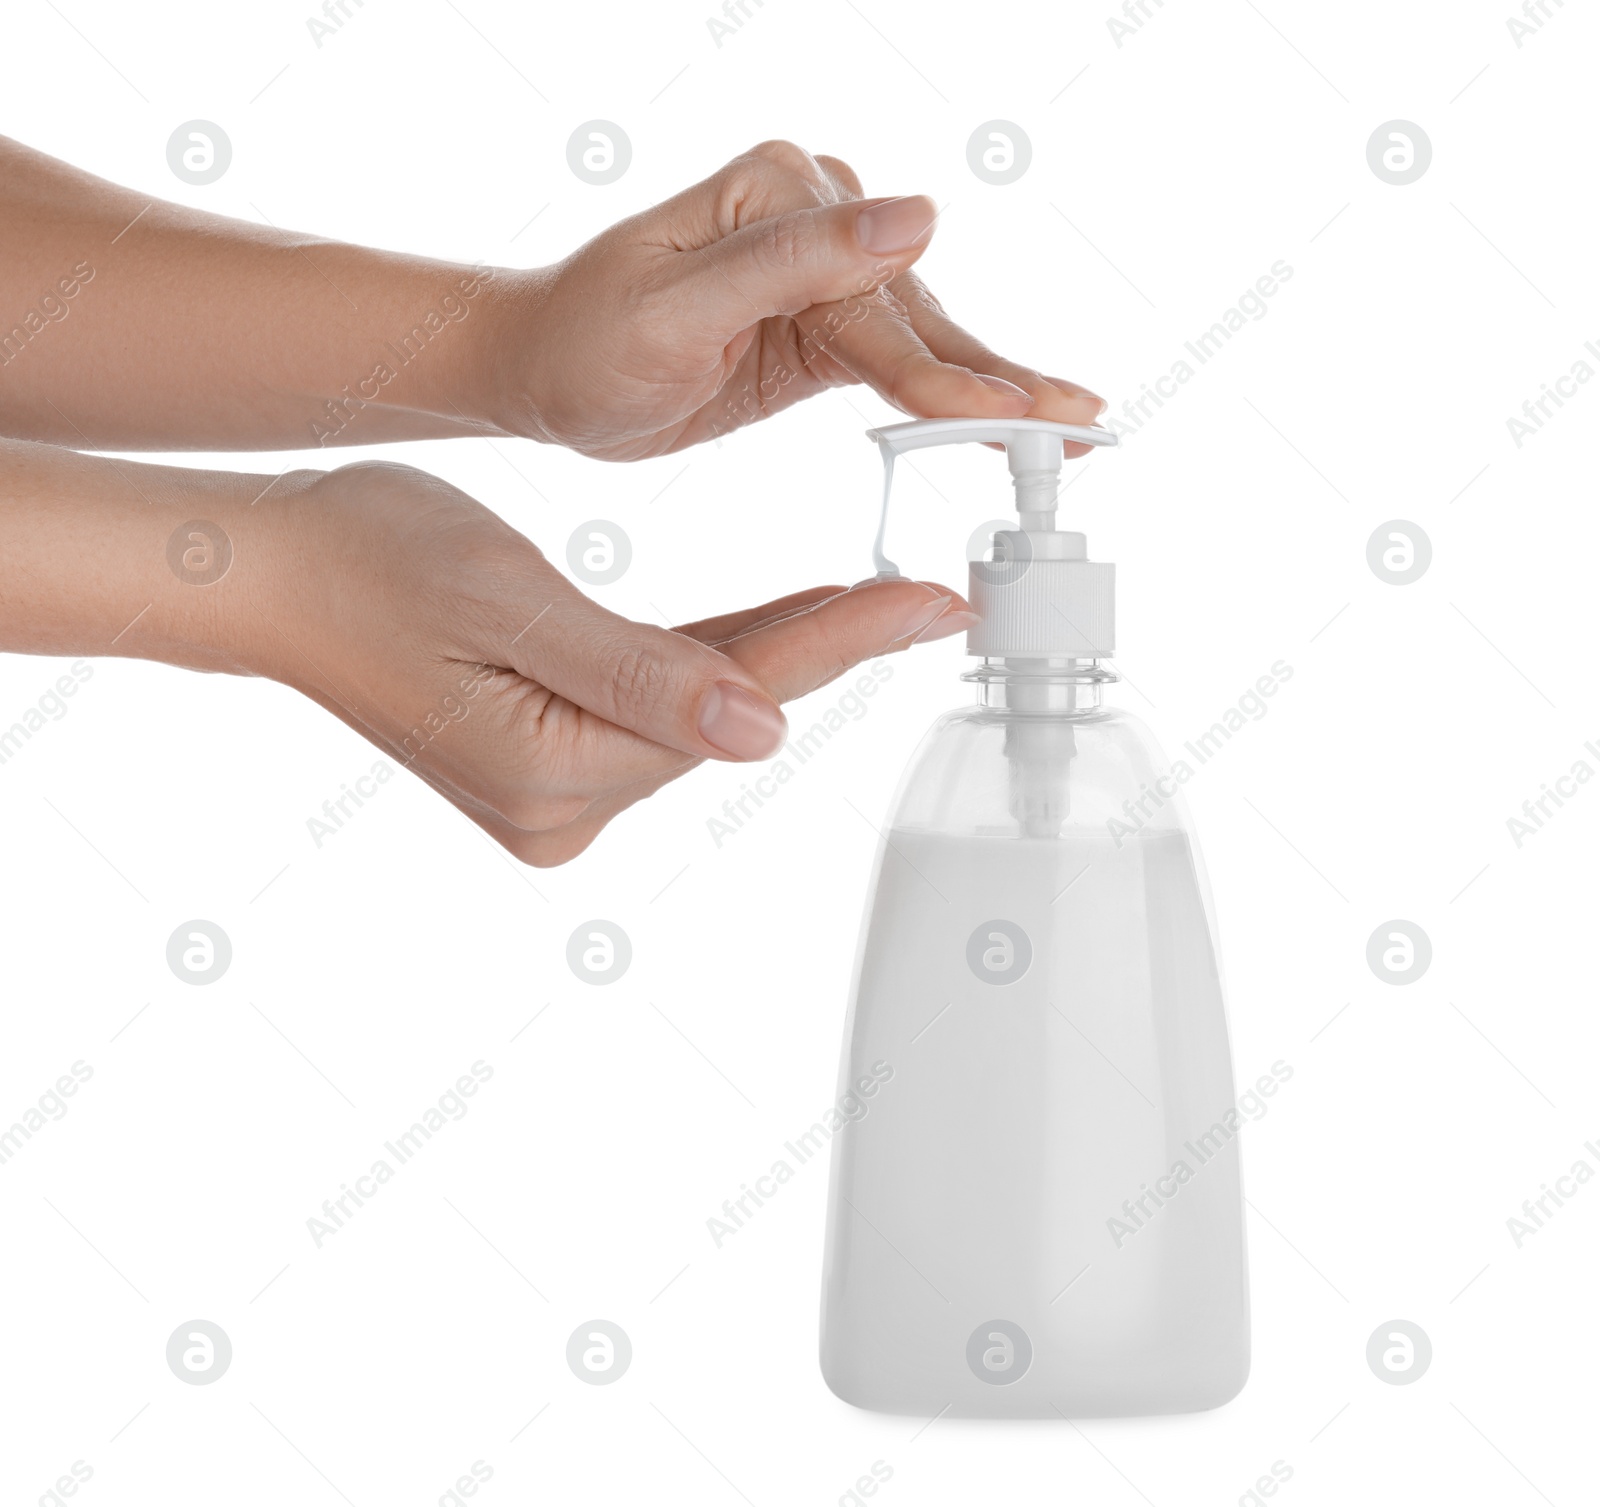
894;273;1108;456
415;578;937;824
646;140;850;246
504;566;792;763
484;580;860;810
673;316;849;448
492;578;955;817
501;579;969;803
718;576;977;700
813;153;864;200
675;584;845;644
468;577;979;864
669;194;940;342
808;285;1040;421
365;663;697;828
508;579;974;808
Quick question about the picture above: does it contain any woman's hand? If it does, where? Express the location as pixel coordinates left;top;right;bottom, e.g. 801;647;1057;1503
0;439;975;865
498;140;1105;461
245;461;974;865
0;134;1101;458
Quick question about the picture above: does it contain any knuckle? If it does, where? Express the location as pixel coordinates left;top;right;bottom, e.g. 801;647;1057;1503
904;280;949;320
883;346;933;410
719;143;828;227
814;153;863;200
811;609;868;682
756;209;819;269
748;139;821;181
869;282;909;318
607;643;670;720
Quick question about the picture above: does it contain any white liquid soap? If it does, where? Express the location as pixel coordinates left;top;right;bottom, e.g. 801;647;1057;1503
819;419;1249;1418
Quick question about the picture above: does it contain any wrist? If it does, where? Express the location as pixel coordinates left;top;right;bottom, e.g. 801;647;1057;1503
285;253;538;449
467;264;560;444
169;475;320;680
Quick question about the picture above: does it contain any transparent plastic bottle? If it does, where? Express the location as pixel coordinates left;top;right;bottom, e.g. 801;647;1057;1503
819;418;1248;1418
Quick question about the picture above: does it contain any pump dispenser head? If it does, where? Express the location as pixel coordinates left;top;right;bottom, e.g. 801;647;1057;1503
865;417;1118;660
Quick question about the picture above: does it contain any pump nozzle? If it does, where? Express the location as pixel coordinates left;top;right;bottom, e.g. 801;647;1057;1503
866;417;1115;532
864;416;1118;660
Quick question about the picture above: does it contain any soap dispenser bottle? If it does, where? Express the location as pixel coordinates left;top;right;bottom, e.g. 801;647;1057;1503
820;418;1249;1419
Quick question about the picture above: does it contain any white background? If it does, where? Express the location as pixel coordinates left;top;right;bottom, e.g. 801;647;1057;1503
2;0;1597;1503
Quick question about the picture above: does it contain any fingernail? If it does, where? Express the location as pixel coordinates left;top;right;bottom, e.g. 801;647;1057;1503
856;196;938;254
886;594;953;647
974;373;1032;401
1046;376;1108;415
913;608;981;645
699;682;788;760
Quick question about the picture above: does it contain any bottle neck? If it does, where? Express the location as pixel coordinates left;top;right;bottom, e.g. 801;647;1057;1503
962;656;1115;714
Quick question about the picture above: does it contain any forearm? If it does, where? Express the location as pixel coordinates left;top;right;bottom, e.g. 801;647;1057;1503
0;136;535;451
0;436;304;671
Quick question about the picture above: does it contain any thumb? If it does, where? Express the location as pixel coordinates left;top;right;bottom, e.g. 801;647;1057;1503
681;195;938;338
508;570;794;762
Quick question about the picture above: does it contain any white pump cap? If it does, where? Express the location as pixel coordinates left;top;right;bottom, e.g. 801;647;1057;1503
865;417;1119;659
